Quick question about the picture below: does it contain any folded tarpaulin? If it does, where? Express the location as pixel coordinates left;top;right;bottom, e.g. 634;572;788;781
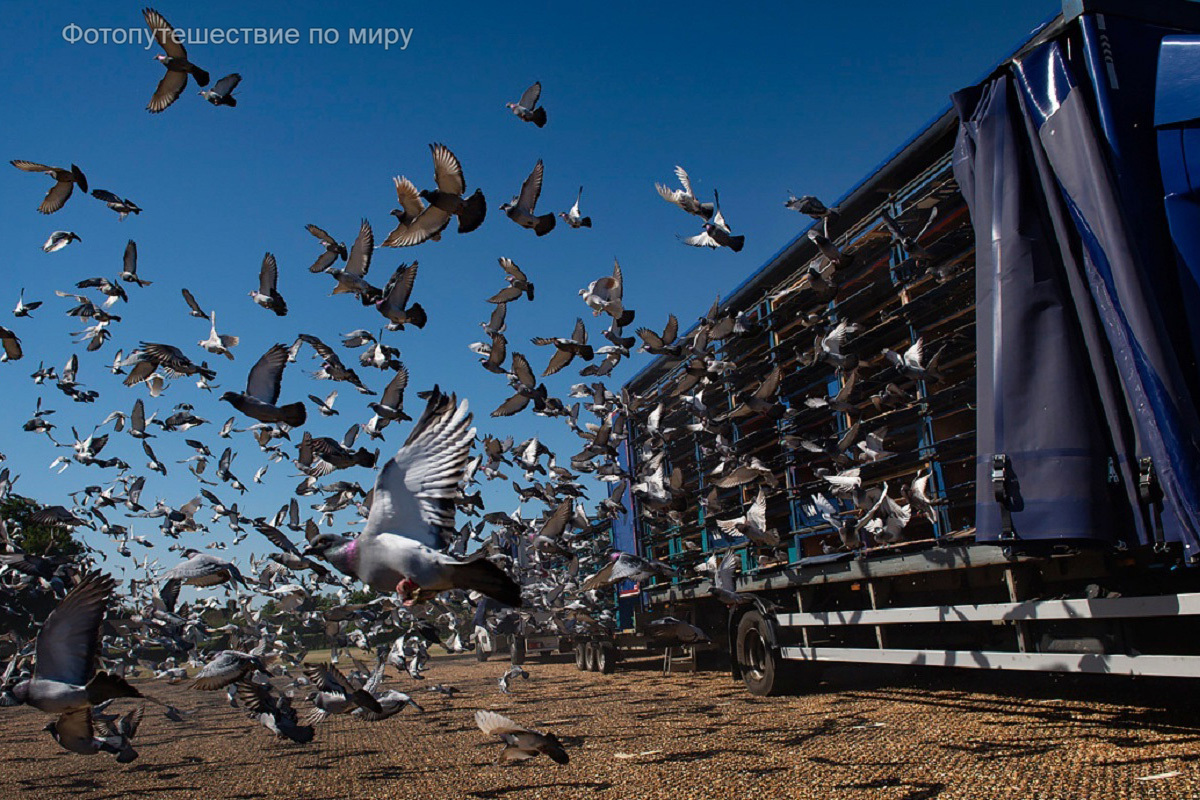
952;33;1200;558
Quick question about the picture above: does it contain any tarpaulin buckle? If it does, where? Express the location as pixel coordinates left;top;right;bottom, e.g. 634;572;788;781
992;454;1016;540
1138;457;1161;504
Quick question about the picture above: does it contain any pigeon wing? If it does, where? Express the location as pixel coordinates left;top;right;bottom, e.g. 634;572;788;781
516;160;544;212
517;81;541;109
430;143;466;196
244;343;289;404
361;389;474;549
346;219;374;278
34;571;113;686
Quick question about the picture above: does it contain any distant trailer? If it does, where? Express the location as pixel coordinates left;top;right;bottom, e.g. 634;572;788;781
602;0;1200;695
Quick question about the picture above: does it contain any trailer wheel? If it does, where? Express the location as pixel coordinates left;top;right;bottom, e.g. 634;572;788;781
575;642;588;671
595;643;616;674
736;610;802;696
585;641;600;671
509;635;526;666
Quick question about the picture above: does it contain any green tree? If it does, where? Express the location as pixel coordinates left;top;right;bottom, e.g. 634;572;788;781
1;495;85;558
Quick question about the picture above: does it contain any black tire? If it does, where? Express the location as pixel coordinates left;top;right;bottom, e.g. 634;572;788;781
509;635;526;666
584;641;599;672
735;610;806;696
596;643;616;674
575;642;588;671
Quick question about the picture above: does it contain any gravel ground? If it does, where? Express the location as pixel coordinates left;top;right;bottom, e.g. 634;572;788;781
3;654;1200;800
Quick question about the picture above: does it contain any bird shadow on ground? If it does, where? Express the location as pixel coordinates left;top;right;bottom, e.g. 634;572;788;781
467;781;612;798
938;740;1062;759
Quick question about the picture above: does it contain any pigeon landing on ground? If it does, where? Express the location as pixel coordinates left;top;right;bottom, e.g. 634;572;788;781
475;710;569;765
10;160;87;214
237;680;313;743
220;343;307;427
500;160;556;236
506;81;547;127
497;665;528;695
302;663;383;724
143;7;209;112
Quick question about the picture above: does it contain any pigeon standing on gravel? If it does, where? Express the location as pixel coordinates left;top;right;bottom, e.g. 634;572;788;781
10;160;87;214
506;81;548;127
220;343;307;427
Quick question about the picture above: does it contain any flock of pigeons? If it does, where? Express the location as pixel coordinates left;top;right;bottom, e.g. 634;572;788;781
0;4;958;772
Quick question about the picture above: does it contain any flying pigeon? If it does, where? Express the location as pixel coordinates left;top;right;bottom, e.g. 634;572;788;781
383;143;486;246
305;388;522;607
250;253;288;316
10;160;87;214
42;231;81;253
560;186;591;228
143;7;210;112
500;160;556;236
199;72;241;106
220;343;307;427
506;81;548;127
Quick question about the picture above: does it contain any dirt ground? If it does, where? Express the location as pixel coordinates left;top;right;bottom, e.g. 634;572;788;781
3;653;1200;800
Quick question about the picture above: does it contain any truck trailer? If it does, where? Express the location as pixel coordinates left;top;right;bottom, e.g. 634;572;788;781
579;0;1200;695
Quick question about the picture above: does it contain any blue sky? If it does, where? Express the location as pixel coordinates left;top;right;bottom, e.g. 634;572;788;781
0;1;1054;583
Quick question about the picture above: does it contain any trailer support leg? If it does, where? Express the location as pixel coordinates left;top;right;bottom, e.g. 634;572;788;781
1004;567;1035;653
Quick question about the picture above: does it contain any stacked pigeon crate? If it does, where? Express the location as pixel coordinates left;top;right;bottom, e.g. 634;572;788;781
625;147;981;572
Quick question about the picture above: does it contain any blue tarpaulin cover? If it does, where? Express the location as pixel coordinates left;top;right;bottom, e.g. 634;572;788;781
952;12;1200;558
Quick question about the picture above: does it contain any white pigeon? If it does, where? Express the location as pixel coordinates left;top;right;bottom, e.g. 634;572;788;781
198;311;239;360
